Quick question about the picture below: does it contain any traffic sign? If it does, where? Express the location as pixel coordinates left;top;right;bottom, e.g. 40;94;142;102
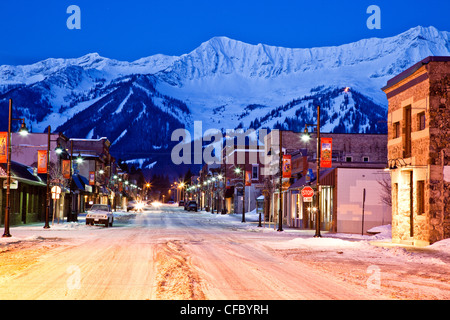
51;185;62;200
301;186;314;202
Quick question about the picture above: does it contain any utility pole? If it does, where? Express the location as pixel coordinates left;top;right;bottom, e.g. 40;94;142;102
278;129;283;232
314;105;322;238
44;125;51;228
3;99;13;237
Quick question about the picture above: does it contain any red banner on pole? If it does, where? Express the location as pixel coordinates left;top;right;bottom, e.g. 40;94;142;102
37;150;48;174
282;154;292;178
321;137;332;168
62;160;71;179
0;132;7;164
245;171;252;186
89;171;95;185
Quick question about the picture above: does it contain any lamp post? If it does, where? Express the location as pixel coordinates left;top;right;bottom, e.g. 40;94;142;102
301;105;322;238
43;125;51;229
234;166;246;222
3;99;28;238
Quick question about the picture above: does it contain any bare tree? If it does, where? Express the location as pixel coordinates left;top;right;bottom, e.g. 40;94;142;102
262;177;274;222
377;174;392;207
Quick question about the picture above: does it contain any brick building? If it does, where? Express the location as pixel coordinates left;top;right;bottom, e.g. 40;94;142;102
382;56;450;245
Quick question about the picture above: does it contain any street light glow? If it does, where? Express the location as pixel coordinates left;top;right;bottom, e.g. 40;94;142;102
18;121;29;136
301;127;311;142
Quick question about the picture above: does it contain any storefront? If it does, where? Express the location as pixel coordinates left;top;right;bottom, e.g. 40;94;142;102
0;161;47;226
287;168;335;231
286;167;391;234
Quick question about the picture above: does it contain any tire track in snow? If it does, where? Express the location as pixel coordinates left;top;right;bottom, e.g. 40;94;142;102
155;240;206;300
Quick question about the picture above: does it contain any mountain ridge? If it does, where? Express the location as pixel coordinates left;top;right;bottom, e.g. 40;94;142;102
1;25;449;175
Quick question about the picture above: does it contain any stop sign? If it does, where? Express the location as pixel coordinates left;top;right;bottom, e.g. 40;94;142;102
301;186;314;198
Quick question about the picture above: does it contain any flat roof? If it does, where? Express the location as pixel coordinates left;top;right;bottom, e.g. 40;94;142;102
382;56;450;91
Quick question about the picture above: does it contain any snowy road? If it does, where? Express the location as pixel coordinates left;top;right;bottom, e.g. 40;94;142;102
0;204;449;300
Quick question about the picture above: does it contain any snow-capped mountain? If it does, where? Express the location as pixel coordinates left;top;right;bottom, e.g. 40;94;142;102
154;25;450;132
1;26;449;172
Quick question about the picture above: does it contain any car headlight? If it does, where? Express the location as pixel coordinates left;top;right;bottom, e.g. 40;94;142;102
134;202;144;210
152;201;162;207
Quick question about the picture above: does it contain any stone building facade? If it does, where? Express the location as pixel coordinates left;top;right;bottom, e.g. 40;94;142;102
382;56;450;245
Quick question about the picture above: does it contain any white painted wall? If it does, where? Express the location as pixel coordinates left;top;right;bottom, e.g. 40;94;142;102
337;168;391;234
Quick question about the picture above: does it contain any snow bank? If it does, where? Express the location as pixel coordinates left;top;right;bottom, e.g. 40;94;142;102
273;237;368;250
429;238;450;250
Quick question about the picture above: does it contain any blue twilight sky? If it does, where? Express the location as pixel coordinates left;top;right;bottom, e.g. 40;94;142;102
1;0;450;65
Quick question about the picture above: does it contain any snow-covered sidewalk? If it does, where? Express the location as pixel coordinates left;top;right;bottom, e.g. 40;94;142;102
196;208;450;259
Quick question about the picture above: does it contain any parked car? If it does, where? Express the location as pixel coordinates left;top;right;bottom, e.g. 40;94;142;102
178;200;184;207
187;201;198;212
86;204;114;227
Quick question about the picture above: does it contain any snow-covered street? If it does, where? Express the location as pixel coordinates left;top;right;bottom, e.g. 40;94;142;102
0;204;449;300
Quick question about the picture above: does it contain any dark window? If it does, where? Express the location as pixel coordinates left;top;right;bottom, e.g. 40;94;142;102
252;165;258;180
404;106;411;158
393;122;400;139
418;112;426;131
417;180;425;215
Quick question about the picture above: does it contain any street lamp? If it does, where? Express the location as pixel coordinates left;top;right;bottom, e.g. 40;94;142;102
301;105;322;238
43;125;52;229
76;153;83;164
3;99;28;237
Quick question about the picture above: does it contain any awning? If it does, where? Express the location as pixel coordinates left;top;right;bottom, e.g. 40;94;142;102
100;185;110;195
288;168;335;190
71;174;91;192
0;161;46;187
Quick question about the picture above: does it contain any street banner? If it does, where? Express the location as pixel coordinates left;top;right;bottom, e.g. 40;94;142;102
321;137;332;168
89;171;95;185
62;160;71;179
0;132;7;164
245;170;252;186
226;178;231;189
37;150;47;174
282;154;292;178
